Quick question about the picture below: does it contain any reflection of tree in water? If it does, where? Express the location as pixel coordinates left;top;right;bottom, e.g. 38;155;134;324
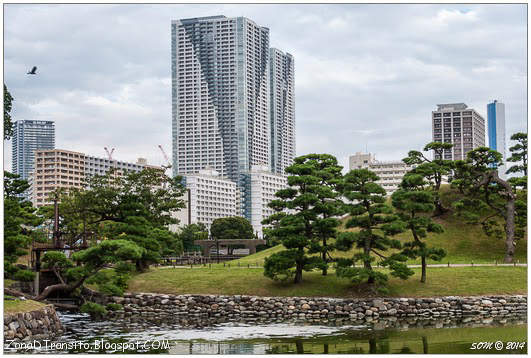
295;340;304;354
422;336;428;354
398;346;414;353
265;344;294;354
377;340;390;354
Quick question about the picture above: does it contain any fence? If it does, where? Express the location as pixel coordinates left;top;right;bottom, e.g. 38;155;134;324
158;255;249;267
156;258;526;270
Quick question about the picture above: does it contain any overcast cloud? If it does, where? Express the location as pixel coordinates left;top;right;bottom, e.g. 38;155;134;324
3;4;527;173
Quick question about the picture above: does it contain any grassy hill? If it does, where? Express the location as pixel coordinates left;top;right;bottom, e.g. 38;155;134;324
233;187;527;266
4;298;45;314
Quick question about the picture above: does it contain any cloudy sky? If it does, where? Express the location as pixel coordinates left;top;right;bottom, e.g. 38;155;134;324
3;3;527;173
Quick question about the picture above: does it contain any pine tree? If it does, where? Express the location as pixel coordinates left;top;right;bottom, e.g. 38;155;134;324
402;142;454;216
4;172;43;281
452;147;526;263
506;132;527;180
391;173;445;283
303;154;344;276
262;154;342;283
335;169;412;288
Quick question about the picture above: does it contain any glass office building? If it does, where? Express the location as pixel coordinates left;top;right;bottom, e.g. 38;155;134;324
487;100;507;178
11;119;55;181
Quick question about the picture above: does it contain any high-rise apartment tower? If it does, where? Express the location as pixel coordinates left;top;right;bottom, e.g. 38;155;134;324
432;103;485;160
12;120;55;180
487;100;506;178
270;48;295;175
171;15;271;183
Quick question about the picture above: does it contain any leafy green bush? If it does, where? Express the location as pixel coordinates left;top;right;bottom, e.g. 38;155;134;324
106;303;123;311
80;302;107;319
13;269;35;282
85;269;130;296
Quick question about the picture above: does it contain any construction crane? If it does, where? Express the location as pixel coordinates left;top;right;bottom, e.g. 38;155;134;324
104;147;118;175
158;145;172;171
104;147;115;160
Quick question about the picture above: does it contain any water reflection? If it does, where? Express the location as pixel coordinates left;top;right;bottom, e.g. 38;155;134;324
3;312;527;354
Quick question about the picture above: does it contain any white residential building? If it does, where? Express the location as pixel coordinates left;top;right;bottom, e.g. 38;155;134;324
182;168;239;229
171;15;271;183
349;152;415;195
30;148;162;207
171;15;297;238
240;164;288;238
270;48;295;175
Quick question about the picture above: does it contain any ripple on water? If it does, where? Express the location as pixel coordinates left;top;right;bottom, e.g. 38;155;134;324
4;311;526;354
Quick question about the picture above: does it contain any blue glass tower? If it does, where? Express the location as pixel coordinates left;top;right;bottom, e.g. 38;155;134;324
487;100;506;177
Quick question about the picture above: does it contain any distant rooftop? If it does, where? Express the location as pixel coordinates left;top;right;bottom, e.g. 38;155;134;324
177;15;226;24
436;103;468;111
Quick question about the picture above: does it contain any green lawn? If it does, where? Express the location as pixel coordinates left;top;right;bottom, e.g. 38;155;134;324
127;266;527;298
4;299;45;314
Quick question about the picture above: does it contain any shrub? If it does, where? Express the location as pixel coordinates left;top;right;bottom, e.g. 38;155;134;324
106;303;123;311
13;269;35;282
80;302;107;319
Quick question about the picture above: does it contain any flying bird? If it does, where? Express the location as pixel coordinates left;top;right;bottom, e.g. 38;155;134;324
27;66;37;75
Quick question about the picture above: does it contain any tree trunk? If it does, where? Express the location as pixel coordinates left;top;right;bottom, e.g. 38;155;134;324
364;247;374;284
322;237;327;276
295;340;304;354
504;198;516;263
35;283;70;301
369;338;377;354
480;171;516;263
294;260;303;284
35;271;92;301
433;198;447;217
421;255;426;283
136;260;148;272
432;178;447;217
5;288;34;300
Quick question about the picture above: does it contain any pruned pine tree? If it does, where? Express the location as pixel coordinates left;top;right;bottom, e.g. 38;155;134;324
4;172;43;281
506;132;527;191
452;147;526;263
262;154;343;283
39;168;187;272
35;239;143;301
402;142;454;216
335;169;412;288
303;154;345;276
392;173;445;283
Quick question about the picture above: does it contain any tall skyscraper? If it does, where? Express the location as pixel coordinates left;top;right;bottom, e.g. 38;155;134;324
432;103;485;161
171;15;271;183
12;120;55;180
487;100;507;178
270;48;295;175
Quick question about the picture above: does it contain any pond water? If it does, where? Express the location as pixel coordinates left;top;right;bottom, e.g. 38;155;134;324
4;312;527;354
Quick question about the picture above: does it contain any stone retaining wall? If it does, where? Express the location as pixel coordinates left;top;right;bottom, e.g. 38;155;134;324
107;293;527;322
4;305;63;342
